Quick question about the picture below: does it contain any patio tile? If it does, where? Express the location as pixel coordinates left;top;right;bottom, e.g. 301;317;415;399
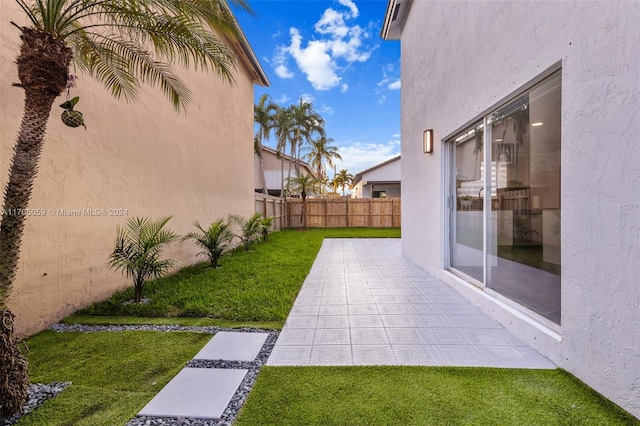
414;315;454;328
319;305;349;315
316;315;349;328
393;345;443;366
377;304;411;315
138;368;246;419
351;328;389;345
284;315;318;329
268;239;555;370
310;345;353;365
295;297;322;306
314;328;351;345
277;329;315;346
193;332;268;362
461;328;528;346
385;328;428;344
352;345;397;365
268;346;312;366
421;328;470;345
349;315;384;328
435;345;489;367
349;304;379;315
380;315;419;328
347;294;375;304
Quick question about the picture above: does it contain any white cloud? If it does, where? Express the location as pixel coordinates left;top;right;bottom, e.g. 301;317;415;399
277;94;290;104
338;0;359;18
275;64;294;79
388;79;401;90
333;138;401;176
340;83;349;93
300;93;316;104
289;29;341;91
321;104;334;115
273;1;373;91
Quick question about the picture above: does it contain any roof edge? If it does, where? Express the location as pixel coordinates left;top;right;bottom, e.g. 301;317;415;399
352;155;401;186
381;0;413;40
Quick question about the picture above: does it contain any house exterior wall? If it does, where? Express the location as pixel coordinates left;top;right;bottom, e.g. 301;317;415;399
254;149;314;193
0;4;258;336
352;158;401;198
398;0;639;417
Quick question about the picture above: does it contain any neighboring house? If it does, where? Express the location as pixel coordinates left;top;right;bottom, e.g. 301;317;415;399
351;155;401;199
254;146;316;196
0;3;269;336
383;0;639;419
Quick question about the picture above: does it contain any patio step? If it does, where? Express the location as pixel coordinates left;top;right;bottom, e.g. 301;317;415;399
138;367;247;419
193;331;268;361
138;331;268;420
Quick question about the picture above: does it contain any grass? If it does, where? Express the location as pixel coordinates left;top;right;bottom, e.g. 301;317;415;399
236;367;639;426
18;330;210;426
76;228;400;326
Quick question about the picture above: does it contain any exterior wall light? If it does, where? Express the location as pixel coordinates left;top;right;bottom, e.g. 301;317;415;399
423;129;434;154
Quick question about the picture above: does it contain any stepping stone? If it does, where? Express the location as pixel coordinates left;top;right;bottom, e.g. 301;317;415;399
193;331;268;362
138;367;247;419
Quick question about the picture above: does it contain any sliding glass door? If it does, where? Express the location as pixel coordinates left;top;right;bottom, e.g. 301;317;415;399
449;71;562;325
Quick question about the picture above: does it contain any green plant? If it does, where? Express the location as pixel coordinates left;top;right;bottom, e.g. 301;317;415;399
107;217;179;303
229;213;263;251
183;219;234;268
260;216;275;241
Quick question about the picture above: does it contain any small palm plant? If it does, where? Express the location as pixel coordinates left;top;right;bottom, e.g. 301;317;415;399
229;213;263;251
260;215;275;241
183;219;234;268
107;217;179;303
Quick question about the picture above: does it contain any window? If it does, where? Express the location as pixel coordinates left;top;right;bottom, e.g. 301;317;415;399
448;70;561;325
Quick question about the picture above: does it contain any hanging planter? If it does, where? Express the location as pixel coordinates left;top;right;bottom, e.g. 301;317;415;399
59;96;86;129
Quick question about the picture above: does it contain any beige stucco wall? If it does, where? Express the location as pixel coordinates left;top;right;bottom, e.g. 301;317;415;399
0;3;257;336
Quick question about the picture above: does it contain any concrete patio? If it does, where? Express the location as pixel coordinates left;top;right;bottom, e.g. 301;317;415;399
268;238;555;368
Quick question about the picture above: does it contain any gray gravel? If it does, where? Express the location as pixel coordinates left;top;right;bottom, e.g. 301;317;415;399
1;382;71;426
48;323;279;426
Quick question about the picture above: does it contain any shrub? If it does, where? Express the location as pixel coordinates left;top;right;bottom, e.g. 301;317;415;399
183;219;234;268
107;216;179;303
260;216;275;241
229;213;263;251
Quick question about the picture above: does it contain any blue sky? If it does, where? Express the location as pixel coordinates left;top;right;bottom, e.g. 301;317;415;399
235;0;400;177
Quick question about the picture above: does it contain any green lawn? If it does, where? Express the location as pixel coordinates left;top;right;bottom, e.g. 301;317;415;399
236;367;639;426
76;228;400;327
18;331;210;426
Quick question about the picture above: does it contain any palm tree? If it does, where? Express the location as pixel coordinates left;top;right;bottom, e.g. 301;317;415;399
183;219;234;268
107;216;179;303
336;169;354;196
254;94;277;194
287;174;319;226
287;99;325;186
273;106;293;197
229;213;263;251
0;0;251;416
304;136;342;178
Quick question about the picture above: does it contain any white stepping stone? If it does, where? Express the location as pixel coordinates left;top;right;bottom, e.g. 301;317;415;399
193;331;268;361
139;367;247;419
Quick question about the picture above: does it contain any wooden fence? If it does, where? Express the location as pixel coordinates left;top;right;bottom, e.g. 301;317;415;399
254;193;287;230
286;198;401;228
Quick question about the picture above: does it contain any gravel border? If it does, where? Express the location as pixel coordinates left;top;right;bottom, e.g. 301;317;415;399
1;382;71;426
48;323;279;426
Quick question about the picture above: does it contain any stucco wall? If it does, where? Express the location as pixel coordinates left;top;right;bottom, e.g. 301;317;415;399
1;4;257;336
399;0;639;417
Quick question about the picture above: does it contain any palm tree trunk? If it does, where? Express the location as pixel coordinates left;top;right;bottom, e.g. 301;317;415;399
259;153;268;195
0;89;58;303
0;28;71;416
